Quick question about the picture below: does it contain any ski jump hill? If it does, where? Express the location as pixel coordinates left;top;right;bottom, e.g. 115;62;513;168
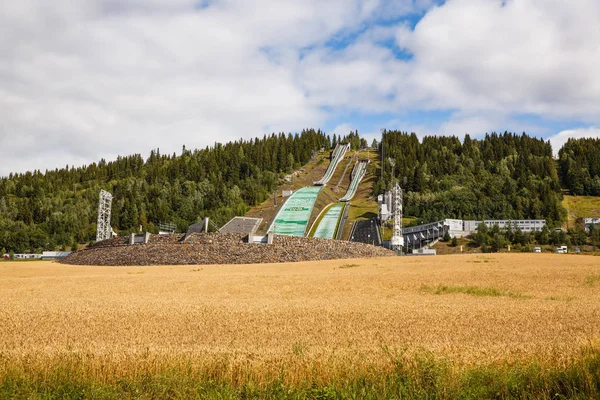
268;143;371;241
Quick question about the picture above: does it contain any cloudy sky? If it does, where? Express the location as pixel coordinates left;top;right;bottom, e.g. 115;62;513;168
2;0;600;176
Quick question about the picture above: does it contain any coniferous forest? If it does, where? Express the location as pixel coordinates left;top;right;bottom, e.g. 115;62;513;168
2;129;600;253
376;131;565;224
558;138;600;195
0;130;330;253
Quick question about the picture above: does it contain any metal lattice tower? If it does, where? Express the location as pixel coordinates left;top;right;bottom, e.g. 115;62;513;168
390;183;404;250
96;189;113;242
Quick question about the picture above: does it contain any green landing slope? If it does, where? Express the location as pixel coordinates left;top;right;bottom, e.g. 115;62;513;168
312;204;344;239
268;186;323;236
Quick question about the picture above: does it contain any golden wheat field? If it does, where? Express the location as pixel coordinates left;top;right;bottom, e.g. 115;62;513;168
1;254;600;384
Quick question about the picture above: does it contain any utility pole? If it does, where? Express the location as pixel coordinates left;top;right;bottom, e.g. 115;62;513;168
380;129;385;183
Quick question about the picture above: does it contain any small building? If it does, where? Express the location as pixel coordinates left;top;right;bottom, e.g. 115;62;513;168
584;217;600;231
444;219;467;237
411;248;436;256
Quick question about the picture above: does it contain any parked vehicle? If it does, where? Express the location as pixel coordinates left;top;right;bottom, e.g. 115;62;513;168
556;246;568;254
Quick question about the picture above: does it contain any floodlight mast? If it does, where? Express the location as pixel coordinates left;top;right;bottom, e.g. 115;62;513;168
96;189;113;242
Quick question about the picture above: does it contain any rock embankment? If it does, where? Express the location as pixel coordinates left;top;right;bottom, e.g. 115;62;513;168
61;233;395;266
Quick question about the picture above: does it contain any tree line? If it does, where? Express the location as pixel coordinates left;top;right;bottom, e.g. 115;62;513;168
1;128;599;254
0;129;335;253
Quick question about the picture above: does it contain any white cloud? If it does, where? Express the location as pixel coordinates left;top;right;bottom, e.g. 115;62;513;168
438;114;505;137
0;0;432;176
547;127;600;157
437;112;550;138
2;0;600;176
301;0;600;131
401;0;600;119
330;123;356;136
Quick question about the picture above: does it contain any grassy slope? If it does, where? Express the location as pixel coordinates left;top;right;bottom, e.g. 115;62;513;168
562;195;600;229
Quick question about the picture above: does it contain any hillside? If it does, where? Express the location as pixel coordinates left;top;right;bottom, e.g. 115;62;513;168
246;148;381;239
341;149;380;239
4;130;600;254
0;130;331;253
562;195;600;228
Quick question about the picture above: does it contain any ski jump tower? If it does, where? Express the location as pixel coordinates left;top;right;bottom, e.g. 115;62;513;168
96;189;113;242
390;183;404;251
387;158;403;251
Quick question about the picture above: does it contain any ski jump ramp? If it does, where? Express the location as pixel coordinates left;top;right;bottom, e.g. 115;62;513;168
310;158;369;239
313;143;350;186
340;160;368;202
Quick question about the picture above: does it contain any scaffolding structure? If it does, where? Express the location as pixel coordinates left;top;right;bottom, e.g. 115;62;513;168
96;190;113;242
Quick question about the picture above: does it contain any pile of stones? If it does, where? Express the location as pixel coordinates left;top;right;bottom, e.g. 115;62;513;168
61;233;395;266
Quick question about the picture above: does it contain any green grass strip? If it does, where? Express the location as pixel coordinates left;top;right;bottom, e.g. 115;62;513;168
421;284;532;299
2;348;599;399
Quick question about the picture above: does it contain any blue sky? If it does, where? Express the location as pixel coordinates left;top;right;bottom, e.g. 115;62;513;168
1;0;600;175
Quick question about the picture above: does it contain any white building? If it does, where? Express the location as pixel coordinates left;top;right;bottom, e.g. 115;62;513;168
584;217;600;231
2;253;42;259
463;220;546;233
481;220;546;232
